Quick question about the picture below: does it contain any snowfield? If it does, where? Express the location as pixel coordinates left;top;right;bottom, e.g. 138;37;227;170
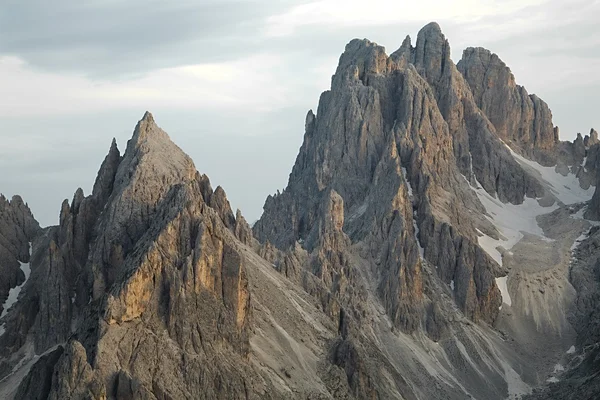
509;147;594;205
0;243;32;336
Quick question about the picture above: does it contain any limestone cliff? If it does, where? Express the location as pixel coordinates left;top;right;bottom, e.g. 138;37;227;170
0;195;40;316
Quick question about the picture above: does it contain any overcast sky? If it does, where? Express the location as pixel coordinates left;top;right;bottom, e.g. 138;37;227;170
1;0;599;227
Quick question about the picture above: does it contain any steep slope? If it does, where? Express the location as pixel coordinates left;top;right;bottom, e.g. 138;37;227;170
254;22;599;400
457;46;558;165
524;163;600;399
0;113;268;399
0;196;40;319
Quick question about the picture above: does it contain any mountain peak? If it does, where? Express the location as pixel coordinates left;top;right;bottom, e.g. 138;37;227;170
419;21;442;35
141;110;154;123
131;111;166;145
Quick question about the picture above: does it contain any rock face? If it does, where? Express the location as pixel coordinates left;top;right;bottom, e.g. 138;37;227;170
0;195;40;315
254;23;535;339
458;47;559;164
1;113;266;399
253;22;599;399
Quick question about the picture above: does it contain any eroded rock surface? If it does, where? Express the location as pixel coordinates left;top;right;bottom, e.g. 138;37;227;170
0;195;40;315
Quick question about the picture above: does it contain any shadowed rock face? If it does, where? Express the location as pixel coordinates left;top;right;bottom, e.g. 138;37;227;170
0;195;40;315
458;47;559;165
252;23;600;398
255;23;537;337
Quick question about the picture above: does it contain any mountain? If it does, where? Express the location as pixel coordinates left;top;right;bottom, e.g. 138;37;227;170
0;196;39;319
1;22;600;399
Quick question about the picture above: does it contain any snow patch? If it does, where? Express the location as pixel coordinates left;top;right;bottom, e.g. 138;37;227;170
450;280;455;291
570;206;600;226
0;260;31;320
0;243;32;337
401;167;413;198
495;276;512;307
566;345;576;354
403;168;427;262
571;206;587;220
571;231;590;252
553;364;565;374
509;147;594;205
546;377;560;383
470;179;557;266
413;211;425;260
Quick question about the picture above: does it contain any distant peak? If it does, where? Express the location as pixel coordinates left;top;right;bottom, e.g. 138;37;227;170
141;111;155;123
419;21;442;36
402;35;411;48
334;38;388;85
345;38;379;50
130;111;171;149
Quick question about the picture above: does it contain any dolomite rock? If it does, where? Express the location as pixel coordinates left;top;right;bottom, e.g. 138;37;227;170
1;113;271;399
458;47;558;164
0;195;40;315
254;24;514;337
3;21;600;400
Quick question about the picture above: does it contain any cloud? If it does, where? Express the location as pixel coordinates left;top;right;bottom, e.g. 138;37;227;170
0;53;306;117
0;0;297;76
264;0;547;37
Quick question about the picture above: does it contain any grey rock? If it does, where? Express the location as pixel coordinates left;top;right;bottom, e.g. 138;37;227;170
0;195;40;315
458;47;558;164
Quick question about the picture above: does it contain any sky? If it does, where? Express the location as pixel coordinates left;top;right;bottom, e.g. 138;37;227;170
1;0;599;227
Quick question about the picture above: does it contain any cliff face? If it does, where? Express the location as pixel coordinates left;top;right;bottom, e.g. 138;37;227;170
458;47;558;164
0;195;40;316
254;23;551;337
0;113;263;399
253;23;598;399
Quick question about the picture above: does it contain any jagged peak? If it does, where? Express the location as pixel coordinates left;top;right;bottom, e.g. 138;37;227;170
344;37;382;52
141;110;154;121
390;35;412;67
461;47;504;66
413;21;452;83
131;111;167;145
92;135;122;201
459;47;515;83
119;112;196;179
305;109;316;134
402;35;412;48
9;194;25;206
419;21;442;35
333;38;389;86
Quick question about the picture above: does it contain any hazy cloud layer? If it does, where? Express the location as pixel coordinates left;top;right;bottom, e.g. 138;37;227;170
0;0;300;76
1;0;599;226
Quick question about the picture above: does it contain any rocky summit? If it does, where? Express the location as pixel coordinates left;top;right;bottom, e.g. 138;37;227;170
1;22;600;400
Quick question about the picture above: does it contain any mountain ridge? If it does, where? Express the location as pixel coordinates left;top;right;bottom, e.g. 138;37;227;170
1;22;600;400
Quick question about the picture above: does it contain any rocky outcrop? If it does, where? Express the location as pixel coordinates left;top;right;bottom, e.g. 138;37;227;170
409;23;544;203
0;113;271;399
0;195;40;315
585;129;599;147
254;23;522;339
458;47;558;164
